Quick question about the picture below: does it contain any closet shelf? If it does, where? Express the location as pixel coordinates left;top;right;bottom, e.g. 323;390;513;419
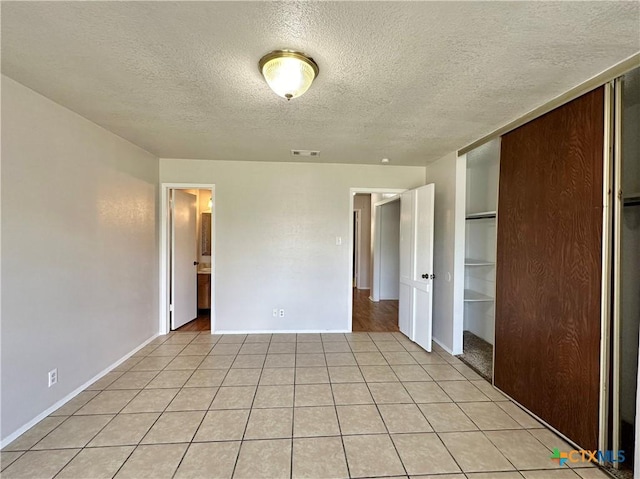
465;258;495;266
466;211;497;220
464;289;494;302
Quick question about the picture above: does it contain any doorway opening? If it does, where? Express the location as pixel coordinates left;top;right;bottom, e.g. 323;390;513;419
349;189;404;332
160;183;215;335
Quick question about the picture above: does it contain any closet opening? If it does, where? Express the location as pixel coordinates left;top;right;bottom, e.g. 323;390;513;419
457;138;500;381
610;66;639;478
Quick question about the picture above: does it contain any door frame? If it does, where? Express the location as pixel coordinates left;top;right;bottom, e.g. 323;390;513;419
348;188;406;331
353;209;361;288
160;183;216;335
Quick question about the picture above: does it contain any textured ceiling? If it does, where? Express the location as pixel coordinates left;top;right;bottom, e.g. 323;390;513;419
2;2;639;166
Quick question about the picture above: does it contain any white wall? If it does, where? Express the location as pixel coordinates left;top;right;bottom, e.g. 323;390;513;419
424;151;465;354
353;194;371;289
160;159;425;332
370;193;383;301
1;76;159;442
379;201;400;300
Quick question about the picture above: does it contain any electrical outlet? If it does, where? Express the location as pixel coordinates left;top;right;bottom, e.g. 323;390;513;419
279;309;285;318
272;308;278;317
48;368;58;387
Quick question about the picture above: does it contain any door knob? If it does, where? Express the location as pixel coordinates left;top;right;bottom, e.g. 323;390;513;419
430;274;435;279
193;261;199;266
421;274;428;279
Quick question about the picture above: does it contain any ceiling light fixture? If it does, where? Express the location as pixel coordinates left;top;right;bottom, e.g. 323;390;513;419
259;50;319;100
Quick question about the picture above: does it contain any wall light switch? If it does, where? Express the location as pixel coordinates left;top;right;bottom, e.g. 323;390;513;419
336;236;342;245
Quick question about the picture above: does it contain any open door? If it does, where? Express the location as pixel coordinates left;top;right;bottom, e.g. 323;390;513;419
171;190;198;330
399;184;435;351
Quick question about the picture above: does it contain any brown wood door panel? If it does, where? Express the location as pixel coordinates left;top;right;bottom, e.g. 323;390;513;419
495;87;604;451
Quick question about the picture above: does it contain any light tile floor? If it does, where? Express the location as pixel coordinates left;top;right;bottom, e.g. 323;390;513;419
1;331;613;479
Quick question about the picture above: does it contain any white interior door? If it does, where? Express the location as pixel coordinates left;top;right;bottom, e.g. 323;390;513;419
171;190;198;330
399;184;435;351
398;190;415;338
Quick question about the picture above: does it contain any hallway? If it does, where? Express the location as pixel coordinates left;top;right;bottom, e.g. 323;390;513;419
176;313;211;332
352;288;399;332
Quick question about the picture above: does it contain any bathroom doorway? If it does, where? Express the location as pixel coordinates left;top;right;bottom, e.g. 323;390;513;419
160;183;215;334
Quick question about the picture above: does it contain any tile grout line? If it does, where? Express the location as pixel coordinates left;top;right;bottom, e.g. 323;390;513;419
351;333;411;478
325;333;352;479
111;332;205;479
50;332;188;478
101;333;207;478
5;330;591;479
169;331;235;478
230;332;270;479
289;337;298;479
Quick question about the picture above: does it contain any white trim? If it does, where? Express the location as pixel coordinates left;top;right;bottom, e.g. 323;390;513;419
209;188;217;333
160;183;216;335
354;209;361;288
373;195;401;208
611;76;623;466
432;336;455;356
160;185;169;335
598;82;614;457
371;204;381;302
348;188;407;330
215;329;352;335
0;333;158;448
371;204;382;302
452;154;467;356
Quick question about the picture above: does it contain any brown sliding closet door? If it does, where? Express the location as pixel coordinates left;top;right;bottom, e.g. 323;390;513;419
495;87;605;450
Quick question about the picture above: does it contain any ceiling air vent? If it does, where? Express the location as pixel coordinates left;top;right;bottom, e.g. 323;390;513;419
291;149;320;157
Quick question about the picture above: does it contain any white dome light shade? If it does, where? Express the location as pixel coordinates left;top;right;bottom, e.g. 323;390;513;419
259;50;319;100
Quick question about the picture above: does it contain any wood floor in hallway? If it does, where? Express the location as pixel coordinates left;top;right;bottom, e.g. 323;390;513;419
175;289;399;333
352;288;399;332
175;312;211;332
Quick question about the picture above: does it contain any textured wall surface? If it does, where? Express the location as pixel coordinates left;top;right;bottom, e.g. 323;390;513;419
1;77;159;441
353;194;371;289
378;201;401;301
160;158;425;332
2;2;638;166
424;152;465;354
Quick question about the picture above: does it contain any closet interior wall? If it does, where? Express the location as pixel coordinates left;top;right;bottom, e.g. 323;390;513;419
463;139;500;346
615;66;639;471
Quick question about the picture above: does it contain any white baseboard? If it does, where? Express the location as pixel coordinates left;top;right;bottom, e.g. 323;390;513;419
0;333;158;449
433;336;456;356
214;329;352;335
